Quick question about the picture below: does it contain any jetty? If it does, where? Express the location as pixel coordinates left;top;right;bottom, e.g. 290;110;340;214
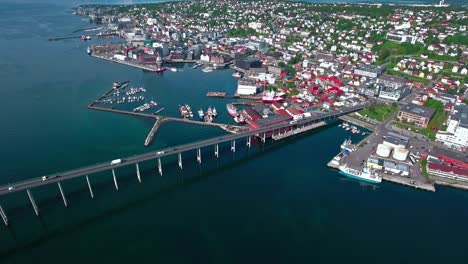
90;54;160;72
206;92;227;98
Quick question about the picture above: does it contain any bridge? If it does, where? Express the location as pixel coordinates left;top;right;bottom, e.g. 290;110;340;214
0;101;374;226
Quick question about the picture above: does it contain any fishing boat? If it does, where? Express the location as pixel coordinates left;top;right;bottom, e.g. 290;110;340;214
232;72;242;78
340;138;352;150
202;67;213;73
87;46;92;55
233;114;246;124
179;105;188;117
170;67;177;72
338;165;382;184
212;107;218;117
185;104;194;118
198;109;204;119
226;104;238;118
155;67;166;73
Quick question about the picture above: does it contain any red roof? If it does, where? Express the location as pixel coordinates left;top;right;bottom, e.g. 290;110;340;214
276;109;292;118
437;156;468;169
286;107;302;116
428;163;468;178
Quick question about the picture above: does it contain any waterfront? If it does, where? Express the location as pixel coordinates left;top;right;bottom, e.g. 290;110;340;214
2;1;468;264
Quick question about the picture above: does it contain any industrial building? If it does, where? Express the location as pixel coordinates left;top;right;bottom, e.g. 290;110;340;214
397;104;436;128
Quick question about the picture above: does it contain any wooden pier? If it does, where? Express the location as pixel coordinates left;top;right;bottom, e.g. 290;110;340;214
206;92;227;98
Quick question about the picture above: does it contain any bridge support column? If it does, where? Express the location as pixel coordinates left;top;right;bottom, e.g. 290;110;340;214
0;205;8;227
86;175;94;199
246;136;251;148
57;182;68;208
197;148;202;164
178;153;183;170
112;169;119;191
27;189;39;216
136;163;141;183
214;144;219;158
262;133;266;143
231;140;236;152
158;158;163;176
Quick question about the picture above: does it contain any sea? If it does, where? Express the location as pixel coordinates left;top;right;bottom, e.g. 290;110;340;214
0;1;468;263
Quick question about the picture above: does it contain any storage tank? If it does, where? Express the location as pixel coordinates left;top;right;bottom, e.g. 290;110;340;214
376;144;392;158
393;146;409;161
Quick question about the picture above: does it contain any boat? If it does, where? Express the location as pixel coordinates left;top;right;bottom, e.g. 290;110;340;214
202;67;213;73
207;106;213;116
198;109;204;119
185;104;194;118
81;35;91;41
155;67;166;73
192;63;203;69
179;105;188;117
232;72;242;78
338;164;382;184
212;107;217;117
226;103;238;117
262;90;283;103
233;113;246;124
345;127;351;131
112;81;121;89
87;46;91;55
340;138;352;150
342;122;349;127
170;67;177;72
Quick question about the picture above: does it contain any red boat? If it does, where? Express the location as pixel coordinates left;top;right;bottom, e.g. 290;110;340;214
226;103;238;117
155;67;166;73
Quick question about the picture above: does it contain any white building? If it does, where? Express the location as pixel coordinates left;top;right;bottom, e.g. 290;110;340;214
436;104;468;151
236;78;258;95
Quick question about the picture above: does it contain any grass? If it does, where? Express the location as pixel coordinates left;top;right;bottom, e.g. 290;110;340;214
359;104;398;122
420;159;433;182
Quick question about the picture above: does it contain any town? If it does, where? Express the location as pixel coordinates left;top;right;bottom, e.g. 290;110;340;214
73;0;467;192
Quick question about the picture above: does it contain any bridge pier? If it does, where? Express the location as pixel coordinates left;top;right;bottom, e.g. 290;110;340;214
262;133;266;143
112;169;119;191
178;153;183;170
214;144;219;158
0;205;8;227
197;148;202;164
246;136;251;148
158;158;163;176
231;139;236;152
136;163;141;183
27;189;39;216
57;182;68;208
86;175;94;198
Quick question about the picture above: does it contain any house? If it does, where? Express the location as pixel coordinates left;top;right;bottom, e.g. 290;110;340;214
436;104;468;151
397;104;436;128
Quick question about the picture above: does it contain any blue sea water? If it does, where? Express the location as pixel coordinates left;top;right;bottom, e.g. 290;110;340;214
0;1;468;263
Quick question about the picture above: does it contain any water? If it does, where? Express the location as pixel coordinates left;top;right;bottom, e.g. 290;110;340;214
1;1;468;263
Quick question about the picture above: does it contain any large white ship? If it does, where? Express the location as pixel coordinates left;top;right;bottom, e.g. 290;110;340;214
338;164;382;184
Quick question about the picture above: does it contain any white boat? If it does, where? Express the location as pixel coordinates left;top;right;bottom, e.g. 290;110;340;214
212;107;217;117
87;46;91;55
338;164;382;184
202;67;213;73
340;138;352;150
170;67;177;72
232;72;242;78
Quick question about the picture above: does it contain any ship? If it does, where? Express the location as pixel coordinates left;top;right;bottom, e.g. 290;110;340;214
170;67;177;72
87;46;92;55
198;109;204;119
212;107;217;117
262;90;284;103
338;164;382;184
226;103;238;118
81;35;91;41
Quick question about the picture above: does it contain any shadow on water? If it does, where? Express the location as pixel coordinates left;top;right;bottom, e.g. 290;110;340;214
0;122;338;257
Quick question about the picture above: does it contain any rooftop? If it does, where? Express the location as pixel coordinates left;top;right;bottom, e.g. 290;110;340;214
400;104;436;119
453;104;468;128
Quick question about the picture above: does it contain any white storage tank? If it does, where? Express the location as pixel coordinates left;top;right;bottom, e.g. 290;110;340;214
376;144;392;158
393;146;409;161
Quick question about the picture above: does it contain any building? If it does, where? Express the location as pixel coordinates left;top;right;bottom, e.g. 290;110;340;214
436;104;468;151
354;64;384;78
386;32;416;44
397;104;436;128
367;156;410;176
378;74;407;89
236;78;258;95
246;40;267;50
249;114;291;131
242;108;262;122
235;57;262;70
427;162;468;183
378;85;411;101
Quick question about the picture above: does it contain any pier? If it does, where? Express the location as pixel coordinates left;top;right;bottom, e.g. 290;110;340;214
48;32;118;41
91;54;161;72
206;92;227;98
144;118;163;147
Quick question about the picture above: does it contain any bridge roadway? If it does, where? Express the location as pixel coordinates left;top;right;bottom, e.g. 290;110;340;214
0;102;373;196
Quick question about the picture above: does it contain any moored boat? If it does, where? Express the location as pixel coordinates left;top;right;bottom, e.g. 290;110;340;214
338;164;382;184
232;72;242;78
262;90;283;103
212;107;217;117
340;138;352;150
198;109;204;119
226;103;238;117
155;67;166;73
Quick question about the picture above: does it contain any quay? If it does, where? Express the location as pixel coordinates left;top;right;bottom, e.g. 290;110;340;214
272;121;326;140
0;103;370;226
338;115;378;131
91;54;160;72
48;32;117;41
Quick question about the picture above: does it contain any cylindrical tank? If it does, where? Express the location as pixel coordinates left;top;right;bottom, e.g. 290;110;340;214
393;146;409;161
376;144;392;158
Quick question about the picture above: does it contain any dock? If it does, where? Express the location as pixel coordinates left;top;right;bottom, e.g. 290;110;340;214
338;115;378;131
272;121;326;140
206;92;227;98
145;118;163;147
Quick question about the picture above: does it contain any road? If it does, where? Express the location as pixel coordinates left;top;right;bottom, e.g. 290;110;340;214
0;103;374;196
